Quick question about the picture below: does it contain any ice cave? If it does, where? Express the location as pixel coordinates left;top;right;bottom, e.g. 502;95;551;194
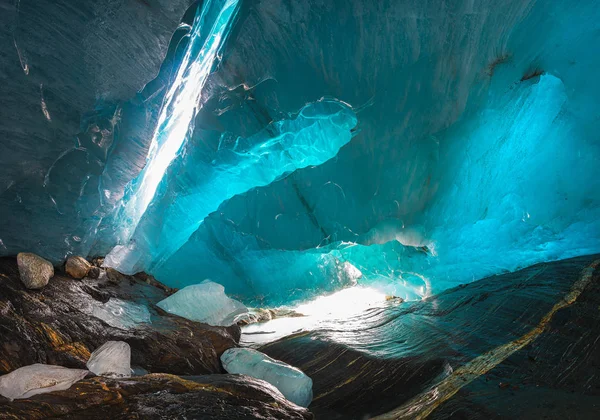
0;0;599;418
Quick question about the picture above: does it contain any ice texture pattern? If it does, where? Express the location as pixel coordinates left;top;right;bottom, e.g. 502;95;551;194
0;364;88;401
1;0;599;308
157;280;248;326
221;347;313;407
90;298;152;330
86;341;132;378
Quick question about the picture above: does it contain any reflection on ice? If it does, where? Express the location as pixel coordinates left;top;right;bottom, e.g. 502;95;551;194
242;286;389;346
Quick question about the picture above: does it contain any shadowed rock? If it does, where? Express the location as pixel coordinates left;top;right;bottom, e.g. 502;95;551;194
261;254;600;419
0;373;313;419
0;256;239;376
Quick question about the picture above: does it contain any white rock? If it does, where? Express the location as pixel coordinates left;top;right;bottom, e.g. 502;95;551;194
157;280;248;326
17;252;54;289
0;364;88;401
221;348;313;407
86;341;131;378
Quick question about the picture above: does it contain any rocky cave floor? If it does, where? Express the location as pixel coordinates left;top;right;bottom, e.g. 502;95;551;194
1;254;600;419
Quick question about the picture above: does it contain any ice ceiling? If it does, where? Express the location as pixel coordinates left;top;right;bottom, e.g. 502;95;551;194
1;0;599;306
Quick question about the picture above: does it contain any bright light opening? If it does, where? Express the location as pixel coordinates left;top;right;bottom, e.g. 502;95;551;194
241;286;389;346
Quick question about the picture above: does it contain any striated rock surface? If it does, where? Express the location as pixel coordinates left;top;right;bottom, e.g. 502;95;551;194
0;373;313;419
65;256;92;279
16;252;54;289
0;256;239;376
260;255;600;419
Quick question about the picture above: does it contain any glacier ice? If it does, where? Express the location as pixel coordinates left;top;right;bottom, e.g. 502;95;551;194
86;341;131;378
1;0;599;309
90;298;152;330
157;280;248;326
221;347;313;407
0;364;88;401
104;98;358;275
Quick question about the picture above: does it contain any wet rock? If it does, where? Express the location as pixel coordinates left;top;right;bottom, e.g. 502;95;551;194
87;266;101;279
65;256;91;279
0;364;88;401
16;252;54;289
105;267;125;284
86;341;131;378
238;308;306;326
261;254;600;420
0;373;314;419
0;257;239;376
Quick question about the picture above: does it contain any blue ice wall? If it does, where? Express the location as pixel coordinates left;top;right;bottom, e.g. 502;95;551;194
148;0;600;304
2;0;599;306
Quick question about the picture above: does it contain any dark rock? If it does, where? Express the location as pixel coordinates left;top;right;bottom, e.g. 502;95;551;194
0;373;313;419
87;266;101;279
260;254;600;420
0;257;239;376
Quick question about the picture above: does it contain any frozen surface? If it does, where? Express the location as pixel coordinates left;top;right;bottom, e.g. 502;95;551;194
90;298;151;330
1;0;599;307
221;347;313;407
157;280;248;326
86;341;131;378
0;364;88;401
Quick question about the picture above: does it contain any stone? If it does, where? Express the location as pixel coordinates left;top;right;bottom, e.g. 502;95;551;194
0;256;239;377
221;347;313;407
65;256;92;279
86;341;131;378
0;363;88;401
87;266;101;279
16;252;54;290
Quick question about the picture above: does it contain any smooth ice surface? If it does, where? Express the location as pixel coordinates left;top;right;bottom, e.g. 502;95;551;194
86;341;131;378
157;280;248;326
90;298;151;330
221;347;313;407
0;364;88;401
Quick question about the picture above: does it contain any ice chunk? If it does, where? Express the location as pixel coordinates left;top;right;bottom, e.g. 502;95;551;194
86;341;131;378
91;298;151;329
221;348;313;407
157;280;248;326
0;364;88;401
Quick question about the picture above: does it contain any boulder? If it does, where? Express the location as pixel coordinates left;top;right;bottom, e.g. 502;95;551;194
16;253;54;289
65;256;92;279
0;374;314;419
